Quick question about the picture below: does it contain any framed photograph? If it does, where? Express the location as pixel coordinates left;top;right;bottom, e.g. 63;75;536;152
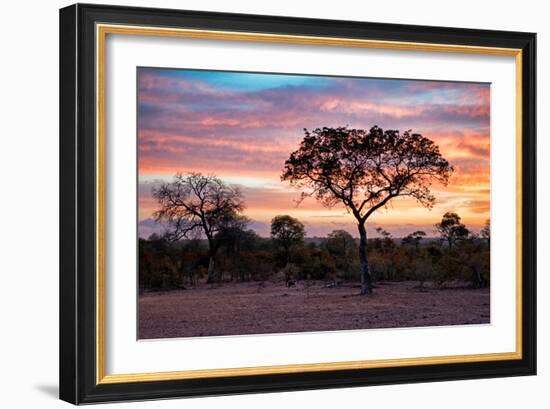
59;3;536;404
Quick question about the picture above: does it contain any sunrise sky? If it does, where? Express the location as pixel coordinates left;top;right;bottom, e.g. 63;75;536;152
137;67;490;239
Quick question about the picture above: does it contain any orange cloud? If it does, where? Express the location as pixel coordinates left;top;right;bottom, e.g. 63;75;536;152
138;69;490;238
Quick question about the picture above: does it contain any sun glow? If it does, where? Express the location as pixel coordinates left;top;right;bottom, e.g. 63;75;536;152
138;68;490;238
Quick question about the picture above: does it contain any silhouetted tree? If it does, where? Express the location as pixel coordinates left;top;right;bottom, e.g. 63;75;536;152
325;230;355;253
324;229;356;278
282;126;453;294
402;230;426;252
480;219;490;246
270;215;305;267
376;227;393;246
216;215;251;253
153;173;245;283
374;228;397;280
434;212;469;249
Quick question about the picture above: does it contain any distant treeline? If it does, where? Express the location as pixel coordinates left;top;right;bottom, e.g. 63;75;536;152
139;219;489;291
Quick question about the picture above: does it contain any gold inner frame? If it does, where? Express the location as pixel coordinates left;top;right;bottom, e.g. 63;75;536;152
95;23;523;385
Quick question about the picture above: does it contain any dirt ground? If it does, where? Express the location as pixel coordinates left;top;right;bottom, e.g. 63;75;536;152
138;280;490;339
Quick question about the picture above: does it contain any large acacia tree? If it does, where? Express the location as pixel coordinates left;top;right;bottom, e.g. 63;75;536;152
282;126;453;294
153;172;245;283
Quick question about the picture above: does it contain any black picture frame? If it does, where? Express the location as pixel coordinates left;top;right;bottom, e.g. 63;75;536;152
60;3;536;404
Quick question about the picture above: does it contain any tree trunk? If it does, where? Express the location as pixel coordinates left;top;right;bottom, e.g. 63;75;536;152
205;237;218;284
358;222;372;294
284;245;291;268
206;256;216;283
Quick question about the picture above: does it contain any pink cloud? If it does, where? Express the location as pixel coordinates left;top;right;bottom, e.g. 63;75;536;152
137;69;490;237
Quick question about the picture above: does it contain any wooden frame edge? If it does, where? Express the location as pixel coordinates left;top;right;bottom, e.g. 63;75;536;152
94;23;525;385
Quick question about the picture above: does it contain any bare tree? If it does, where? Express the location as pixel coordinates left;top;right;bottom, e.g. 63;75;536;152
153;173;245;283
282;126;453;294
434;212;469;250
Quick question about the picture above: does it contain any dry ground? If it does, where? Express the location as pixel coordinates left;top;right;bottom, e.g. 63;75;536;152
138;280;490;339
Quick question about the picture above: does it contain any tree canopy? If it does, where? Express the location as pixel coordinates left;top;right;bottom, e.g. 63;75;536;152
270;215;305;265
402;230;427;251
434;212;470;249
480;219;490;245
281;126;453;223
